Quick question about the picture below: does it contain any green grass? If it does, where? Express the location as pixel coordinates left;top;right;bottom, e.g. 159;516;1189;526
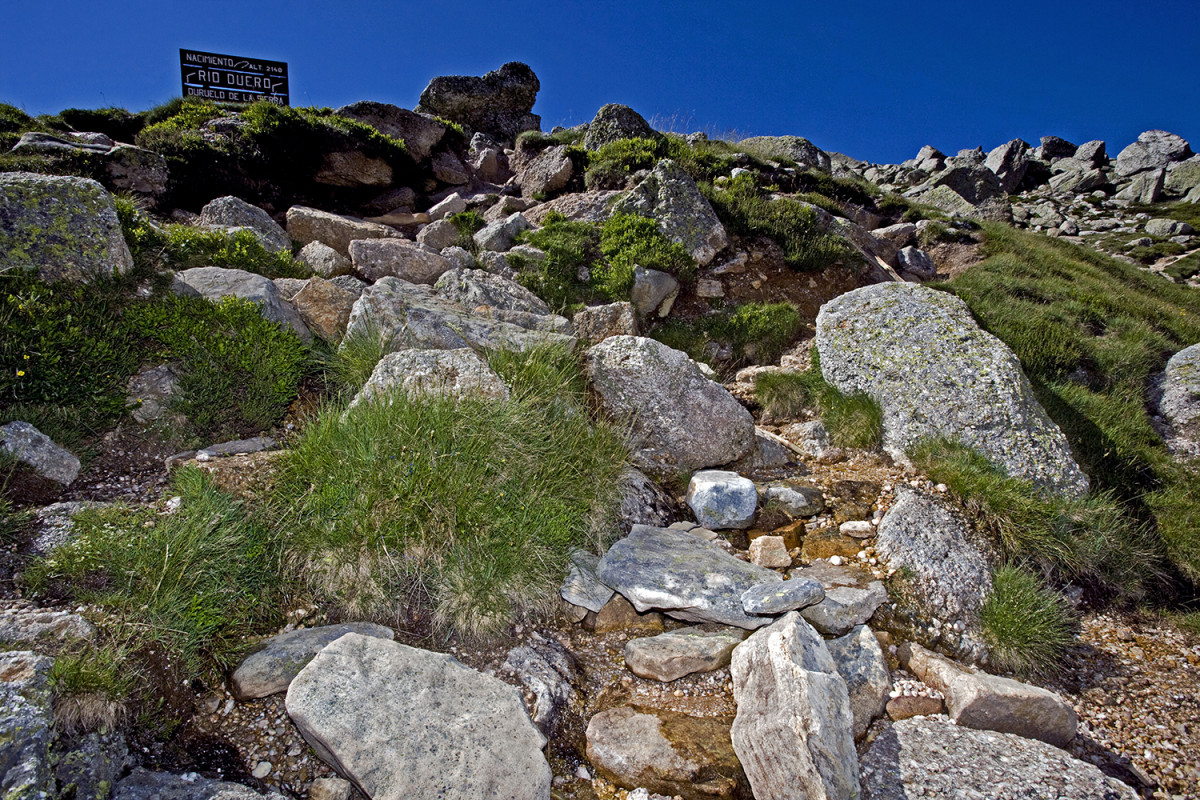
269;344;628;641
49;642;137;734
980;565;1076;676
25;467;287;683
910;438;1158;597
446;210;486;255
1163;251;1200;283
702;174;854;271
752;354;883;448
653;301;803;371
594;213;696;300
938;223;1200;583
511;211;601;310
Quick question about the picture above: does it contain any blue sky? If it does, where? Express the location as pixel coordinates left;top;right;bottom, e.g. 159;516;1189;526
2;0;1197;164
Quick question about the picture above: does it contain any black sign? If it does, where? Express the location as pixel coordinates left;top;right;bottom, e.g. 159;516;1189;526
179;48;289;105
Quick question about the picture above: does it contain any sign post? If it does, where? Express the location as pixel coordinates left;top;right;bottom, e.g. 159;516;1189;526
179;49;289;105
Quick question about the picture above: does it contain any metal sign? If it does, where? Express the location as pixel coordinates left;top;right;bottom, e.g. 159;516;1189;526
179;48;289;105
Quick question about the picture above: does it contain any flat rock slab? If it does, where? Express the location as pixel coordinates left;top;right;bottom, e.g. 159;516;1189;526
815;282;1088;497
585;706;746;800
826;624;890;740
0;651;54;800
560;550;614;613
285;633;550;800
624;627;748;682
686;470;757;530
232;623;394;700
730;612;860;800
741;577;824;616
0;171;132;282
790;560;888;636
113;767;288;799
598;525;782;629
860;717;1136;799
286;205;403;258
901;642;1077;747
0;608;95;644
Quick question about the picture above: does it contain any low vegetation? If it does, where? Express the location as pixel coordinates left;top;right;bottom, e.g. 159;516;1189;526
653;301;802;370
980;565;1076;676
752;353;883;449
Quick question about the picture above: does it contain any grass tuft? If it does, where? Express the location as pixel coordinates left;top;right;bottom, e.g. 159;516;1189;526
980;565;1076;676
750;351;883;449
653;301;802;371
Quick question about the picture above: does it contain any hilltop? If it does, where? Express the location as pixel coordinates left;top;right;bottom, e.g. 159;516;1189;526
1;62;1198;800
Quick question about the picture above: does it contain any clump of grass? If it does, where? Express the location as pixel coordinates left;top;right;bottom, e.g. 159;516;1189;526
25;467;287;682
49;643;136;734
749;350;882;448
271;344;627;641
653;301;802;370
323;323;389;400
918;221;977;249
1128;240;1186;264
584;137;664;190
910;438;1157;597
702;174;853;270
1163;251;1200;283
980;565;1076;676
446;210;486;254
594;213;695;300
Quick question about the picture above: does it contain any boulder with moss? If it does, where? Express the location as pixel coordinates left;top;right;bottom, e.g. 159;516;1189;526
0;651;55;799
816;282;1088;497
611;159;728;266
582;104;656;151
0;171;133;281
416;62;540;144
335;101;448;161
200;195;291;252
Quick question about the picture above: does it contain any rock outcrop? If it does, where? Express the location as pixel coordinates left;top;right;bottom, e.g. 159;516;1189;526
416;62;541;144
612;160;728;265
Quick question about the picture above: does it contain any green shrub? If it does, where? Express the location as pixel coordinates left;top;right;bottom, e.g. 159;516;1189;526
909;438;1157;596
980;565;1076;676
512;211;601;310
271;344;627;640
447;210;486;253
595;213;695;299
702;174;853;270
125;295;309;438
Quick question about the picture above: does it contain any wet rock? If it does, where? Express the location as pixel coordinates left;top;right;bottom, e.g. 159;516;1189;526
173;267;312;343
860;717;1135;799
624;628;747;682
826;624;890;739
0;172;132;282
730;612;860;800
816;282;1088;497
199;196;290;252
791;560;887;636
0;421;81;485
900;642;1077;747
686;470;757;530
597;525;782;629
585;707;746;800
585;336;755;477
286;633;550;800
231;622;394;700
502;633;579;735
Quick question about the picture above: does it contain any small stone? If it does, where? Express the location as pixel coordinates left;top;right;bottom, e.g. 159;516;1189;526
741;577;825;615
748;535;791;568
839;521;875;539
251;761;272;778
887;695;945;721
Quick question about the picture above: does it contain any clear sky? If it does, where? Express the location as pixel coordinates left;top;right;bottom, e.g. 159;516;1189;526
2;0;1197;164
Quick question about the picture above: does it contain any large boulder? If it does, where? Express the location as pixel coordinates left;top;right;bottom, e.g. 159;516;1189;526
875;488;993;662
582;104;656;151
825;624;890;740
611;160;728;265
984;139;1030;193
285;633;550;800
586;336;754;476
585;707;746;800
500;633;580;736
348;348;510;409
686;470;758;530
285;206;403;258
199;196;291;252
231;623;395;700
343;277;574;354
519;145;574;198
1152;342;1200;459
597;524;782;629
0;421;80;485
172;267;312;343
816;282;1089;497
737;136;832;172
0;172;133;282
416;62;541;144
730;612;860;800
1114;130;1193;176
901;642;1077;747
0;651;54;799
860;717;1137;799
335;101;447;161
349;238;454;284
